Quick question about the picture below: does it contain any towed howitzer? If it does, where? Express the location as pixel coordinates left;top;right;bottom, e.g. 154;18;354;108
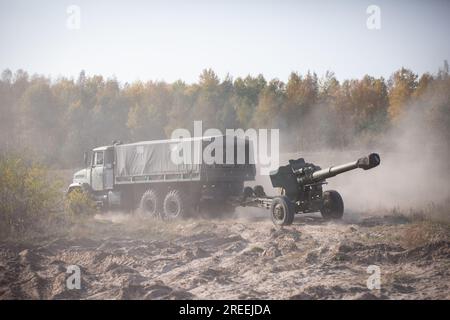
242;153;380;226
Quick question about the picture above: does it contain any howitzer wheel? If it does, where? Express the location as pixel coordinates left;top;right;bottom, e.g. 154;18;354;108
270;196;295;226
253;185;266;197
320;190;344;220
243;186;254;199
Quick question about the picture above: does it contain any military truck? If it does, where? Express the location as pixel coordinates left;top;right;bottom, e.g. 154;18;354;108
68;136;256;218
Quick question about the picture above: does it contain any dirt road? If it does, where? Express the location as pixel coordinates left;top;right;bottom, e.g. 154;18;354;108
0;210;449;300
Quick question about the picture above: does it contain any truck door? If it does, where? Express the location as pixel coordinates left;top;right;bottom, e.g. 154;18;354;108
104;149;114;190
91;151;104;191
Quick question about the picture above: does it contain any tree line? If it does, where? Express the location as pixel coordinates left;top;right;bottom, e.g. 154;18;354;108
0;62;449;168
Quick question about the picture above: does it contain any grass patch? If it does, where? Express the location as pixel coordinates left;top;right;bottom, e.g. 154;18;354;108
401;220;450;248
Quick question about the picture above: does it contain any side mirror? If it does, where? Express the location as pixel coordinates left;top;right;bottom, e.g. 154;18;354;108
83;152;88;167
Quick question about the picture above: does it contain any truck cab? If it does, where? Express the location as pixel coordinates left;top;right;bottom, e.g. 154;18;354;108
90;146;114;192
68;145;114;194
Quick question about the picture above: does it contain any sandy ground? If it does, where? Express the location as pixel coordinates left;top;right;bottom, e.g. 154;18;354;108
0;209;449;300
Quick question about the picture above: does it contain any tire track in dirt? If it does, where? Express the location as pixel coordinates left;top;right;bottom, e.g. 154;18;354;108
1;213;449;299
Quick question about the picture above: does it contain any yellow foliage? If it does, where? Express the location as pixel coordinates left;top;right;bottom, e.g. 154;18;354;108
64;188;96;217
0;153;62;236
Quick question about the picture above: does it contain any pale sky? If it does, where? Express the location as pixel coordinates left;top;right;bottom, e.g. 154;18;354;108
1;0;449;83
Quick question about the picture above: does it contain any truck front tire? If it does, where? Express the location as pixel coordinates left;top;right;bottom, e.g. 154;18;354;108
163;189;191;219
139;189;161;218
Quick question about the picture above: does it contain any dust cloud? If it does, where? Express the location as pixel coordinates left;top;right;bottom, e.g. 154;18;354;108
250;100;450;218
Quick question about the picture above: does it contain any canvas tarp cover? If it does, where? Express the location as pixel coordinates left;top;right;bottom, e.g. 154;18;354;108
114;141;201;178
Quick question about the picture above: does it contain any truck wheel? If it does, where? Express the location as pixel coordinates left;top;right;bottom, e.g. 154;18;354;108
320;190;344;220
139;189;161;218
270;196;295;226
163;189;191;219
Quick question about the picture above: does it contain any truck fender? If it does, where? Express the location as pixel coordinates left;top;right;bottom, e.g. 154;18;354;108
67;182;82;195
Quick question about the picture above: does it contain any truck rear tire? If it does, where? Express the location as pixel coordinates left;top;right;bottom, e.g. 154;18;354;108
270;196;295;226
163;189;191;219
320;190;344;220
139;189;161;218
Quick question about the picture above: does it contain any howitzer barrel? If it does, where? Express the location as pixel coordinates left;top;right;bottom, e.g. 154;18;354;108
311;153;380;182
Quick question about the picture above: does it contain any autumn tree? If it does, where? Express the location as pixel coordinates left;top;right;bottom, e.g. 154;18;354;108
252;79;285;129
126;81;170;141
18;79;63;164
0;69;15;151
233;74;266;128
1;63;449;166
388;68;418;119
